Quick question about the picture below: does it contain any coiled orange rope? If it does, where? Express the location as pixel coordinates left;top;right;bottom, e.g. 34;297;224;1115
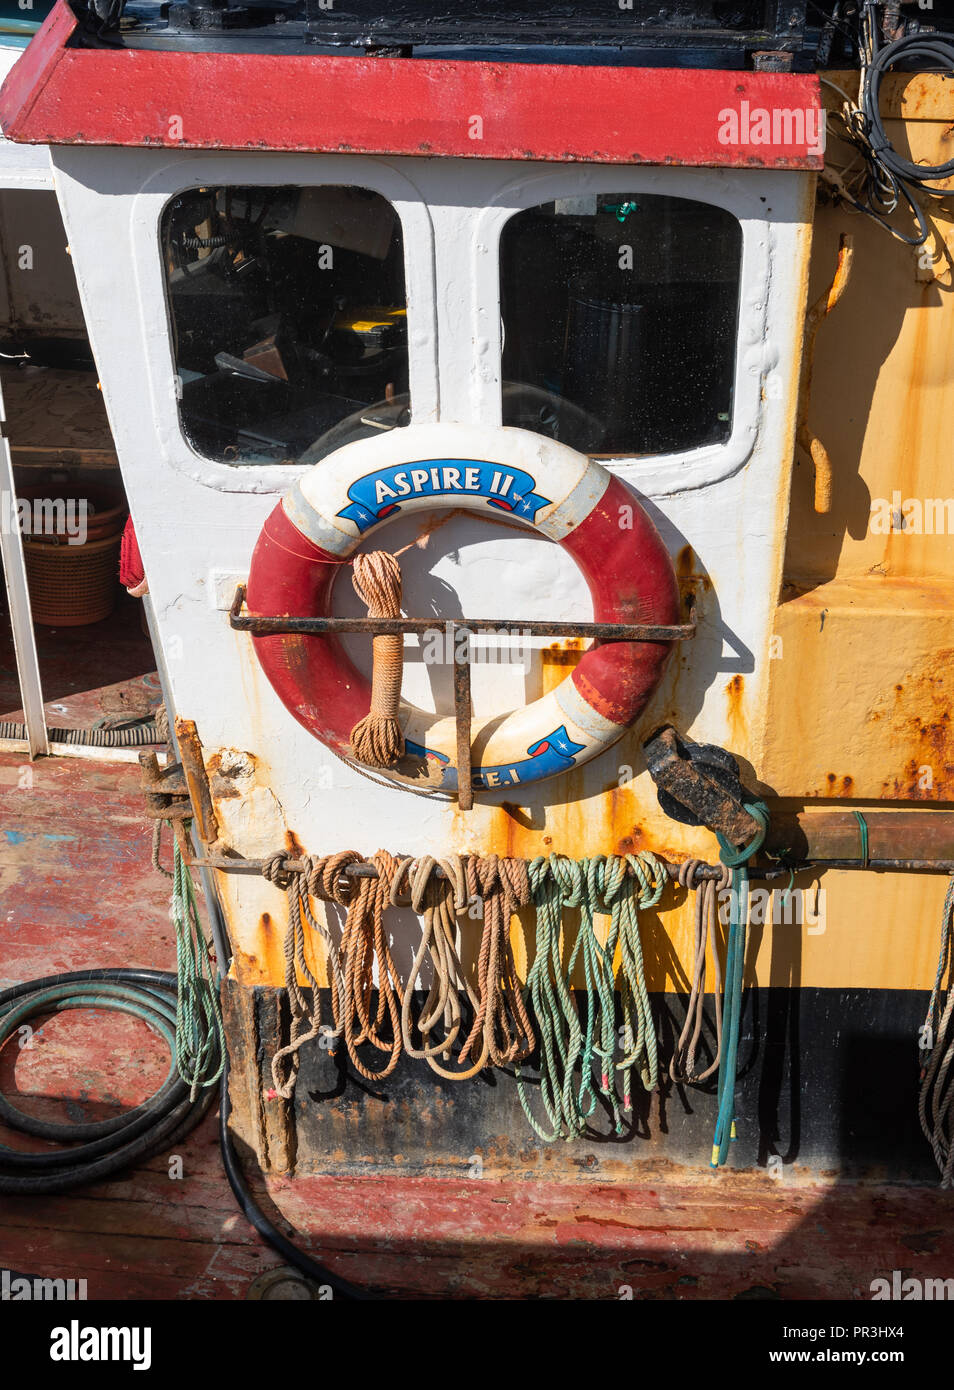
349;552;405;768
339;849;405;1080
459;855;535;1068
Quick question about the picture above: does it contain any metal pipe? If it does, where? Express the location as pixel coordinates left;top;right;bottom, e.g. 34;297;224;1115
229;584;695;643
188;806;954;884
765;808;954;865
188;852;954;879
452;623;474;812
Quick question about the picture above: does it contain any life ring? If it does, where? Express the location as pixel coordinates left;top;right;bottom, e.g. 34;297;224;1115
246;424;680;794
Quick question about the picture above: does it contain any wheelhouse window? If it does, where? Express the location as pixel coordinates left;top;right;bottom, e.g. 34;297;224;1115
161;185;409;465
499;194;742;456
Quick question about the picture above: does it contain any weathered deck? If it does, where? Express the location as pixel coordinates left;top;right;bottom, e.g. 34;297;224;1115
1;745;951;1301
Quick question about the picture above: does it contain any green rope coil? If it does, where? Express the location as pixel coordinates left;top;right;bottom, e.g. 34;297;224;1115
602;852;666;1110
517;852;666;1143
518;858;584;1142
171;833;225;1099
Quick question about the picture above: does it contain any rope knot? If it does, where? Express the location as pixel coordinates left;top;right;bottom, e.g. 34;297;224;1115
262;853;292;890
549;854;583;905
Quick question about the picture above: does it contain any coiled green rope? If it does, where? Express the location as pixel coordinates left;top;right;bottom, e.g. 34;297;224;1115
517;853;666;1142
519;858;584;1141
602;853;666;1111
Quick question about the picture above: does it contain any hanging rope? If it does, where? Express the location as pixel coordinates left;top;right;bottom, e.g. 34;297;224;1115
670;858;731;1086
518;852;667;1142
710;801;770;1167
459;855;534;1069
261;851;356;1100
560;858;621;1128
395;855;489;1079
339;849;405;1080
349;551;405;768
919;878;954;1186
252;837;793;1173
171;834;225;1100
602;852;666;1110
518;857;585;1141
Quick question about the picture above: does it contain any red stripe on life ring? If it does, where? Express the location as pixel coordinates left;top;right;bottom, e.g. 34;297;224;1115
561;474;680;728
247;504;368;759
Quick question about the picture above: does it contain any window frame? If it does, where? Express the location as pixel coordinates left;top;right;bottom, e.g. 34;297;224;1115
132;152;437;493
474;164;779;496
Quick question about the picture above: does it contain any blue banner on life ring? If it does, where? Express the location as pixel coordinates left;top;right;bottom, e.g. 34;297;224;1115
337;458;552;534
405;725;585;791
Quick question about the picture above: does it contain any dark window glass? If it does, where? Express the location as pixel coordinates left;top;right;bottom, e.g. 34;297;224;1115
499;194;742;455
161;185;409;465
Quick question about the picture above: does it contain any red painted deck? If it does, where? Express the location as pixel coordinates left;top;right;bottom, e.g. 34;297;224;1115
0;591;155;727
1;748;951;1300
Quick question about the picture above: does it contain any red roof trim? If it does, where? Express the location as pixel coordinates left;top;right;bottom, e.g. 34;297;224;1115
0;2;823;169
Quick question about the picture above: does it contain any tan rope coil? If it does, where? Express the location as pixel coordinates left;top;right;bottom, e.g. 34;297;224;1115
263;850;358;1100
459;855;535;1068
339;849;405;1079
349;551;405;767
669;857;731;1086
394;855;488;1079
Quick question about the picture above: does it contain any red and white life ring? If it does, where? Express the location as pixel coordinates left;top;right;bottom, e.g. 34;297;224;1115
246;424;679;793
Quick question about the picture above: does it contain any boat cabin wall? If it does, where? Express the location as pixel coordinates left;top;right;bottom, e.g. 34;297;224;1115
49;145;817;991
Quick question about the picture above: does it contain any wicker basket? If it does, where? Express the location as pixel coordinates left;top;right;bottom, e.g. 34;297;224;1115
16;485;127;545
23;531;123;626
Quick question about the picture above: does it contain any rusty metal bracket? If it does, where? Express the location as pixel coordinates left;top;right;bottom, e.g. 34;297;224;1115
138;749;194;859
230;583;694;811
175;718;225;852
643;725;761;848
139;720;226;857
229;584;696;644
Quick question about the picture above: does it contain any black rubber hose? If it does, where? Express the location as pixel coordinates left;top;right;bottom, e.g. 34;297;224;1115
1;966;372;1296
218;1068;371;1301
0;968;215;1194
864;35;954;185
0;721;160;747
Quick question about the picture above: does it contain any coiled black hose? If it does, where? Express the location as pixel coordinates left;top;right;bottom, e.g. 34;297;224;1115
0;967;370;1296
863;34;954;187
0;721;160;747
0;968;215;1194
